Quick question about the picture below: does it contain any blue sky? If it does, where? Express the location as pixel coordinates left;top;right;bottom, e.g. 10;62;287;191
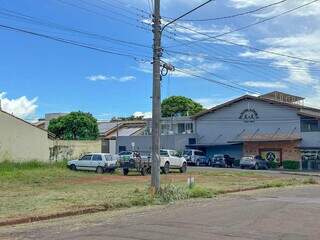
0;0;319;121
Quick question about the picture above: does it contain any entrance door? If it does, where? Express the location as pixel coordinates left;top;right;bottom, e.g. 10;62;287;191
260;149;282;165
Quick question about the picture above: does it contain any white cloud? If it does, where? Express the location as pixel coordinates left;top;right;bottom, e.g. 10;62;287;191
242;81;287;88
0;92;38;119
86;74;136;82
133;111;152;118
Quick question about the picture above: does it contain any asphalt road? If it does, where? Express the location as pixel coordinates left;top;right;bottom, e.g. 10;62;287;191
2;185;320;240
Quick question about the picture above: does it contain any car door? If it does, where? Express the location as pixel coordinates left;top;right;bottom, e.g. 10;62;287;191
91;154;103;170
77;154;93;170
170;150;180;167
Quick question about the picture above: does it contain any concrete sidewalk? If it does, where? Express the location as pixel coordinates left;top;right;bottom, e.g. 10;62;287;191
2;185;320;240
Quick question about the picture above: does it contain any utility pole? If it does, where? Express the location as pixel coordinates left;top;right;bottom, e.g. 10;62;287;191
151;0;161;191
150;0;214;192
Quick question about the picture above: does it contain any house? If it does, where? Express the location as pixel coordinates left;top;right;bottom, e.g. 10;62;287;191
34;113;68;130
117;91;320;169
0;109;54;162
98;120;146;154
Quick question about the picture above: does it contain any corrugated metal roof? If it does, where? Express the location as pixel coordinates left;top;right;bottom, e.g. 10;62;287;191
107;127;143;137
98;122;118;134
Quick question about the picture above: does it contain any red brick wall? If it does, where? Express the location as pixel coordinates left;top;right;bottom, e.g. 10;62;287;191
243;141;301;161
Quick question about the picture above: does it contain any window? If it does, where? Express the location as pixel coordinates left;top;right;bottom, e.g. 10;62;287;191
185;123;193;133
119;146;126;153
80;155;92;160
92;154;102;161
160;150;169;157
178;123;185;134
195;151;205;156
183;150;192;156
301;118;320;132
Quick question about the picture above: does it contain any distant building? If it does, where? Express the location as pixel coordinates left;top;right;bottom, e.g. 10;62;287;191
117;91;320;170
34;113;68;130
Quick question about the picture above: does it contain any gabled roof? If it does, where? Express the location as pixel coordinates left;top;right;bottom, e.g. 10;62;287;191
0;109;55;139
193;94;320;119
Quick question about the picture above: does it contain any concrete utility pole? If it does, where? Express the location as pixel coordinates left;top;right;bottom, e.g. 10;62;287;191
150;0;214;192
151;0;161;191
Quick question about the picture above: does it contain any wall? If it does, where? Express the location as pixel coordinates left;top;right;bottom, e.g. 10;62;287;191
117;134;196;154
301;132;320;148
196;99;301;145
0;111;50;162
50;140;101;161
243;140;301;161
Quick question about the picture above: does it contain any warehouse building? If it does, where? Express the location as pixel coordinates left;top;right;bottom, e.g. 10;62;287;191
117;92;320;169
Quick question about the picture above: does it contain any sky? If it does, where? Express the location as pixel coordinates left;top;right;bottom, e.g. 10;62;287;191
0;0;320;121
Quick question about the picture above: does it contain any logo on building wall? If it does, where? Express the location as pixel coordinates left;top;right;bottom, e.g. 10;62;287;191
239;109;259;123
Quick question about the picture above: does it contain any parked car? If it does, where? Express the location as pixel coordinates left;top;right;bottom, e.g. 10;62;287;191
67;153;118;173
160;149;187;174
211;154;235;168
240;155;268;170
183;149;209;166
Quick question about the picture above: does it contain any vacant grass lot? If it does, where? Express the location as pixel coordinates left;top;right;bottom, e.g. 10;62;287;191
0;161;316;222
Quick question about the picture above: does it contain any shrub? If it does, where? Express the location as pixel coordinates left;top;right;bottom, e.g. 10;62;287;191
269;160;278;169
156;184;189;203
283;160;300;170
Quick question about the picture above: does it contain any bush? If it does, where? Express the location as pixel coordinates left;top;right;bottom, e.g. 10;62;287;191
283;160;300;170
269;160;278;169
156;184;189;203
0;160;67;173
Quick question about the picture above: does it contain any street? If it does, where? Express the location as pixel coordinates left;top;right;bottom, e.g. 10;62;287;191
1;185;320;240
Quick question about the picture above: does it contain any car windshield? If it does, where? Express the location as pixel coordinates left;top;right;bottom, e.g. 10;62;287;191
183;150;192;156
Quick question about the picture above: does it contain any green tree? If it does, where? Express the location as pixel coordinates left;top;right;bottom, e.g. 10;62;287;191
48;112;99;140
161;96;204;117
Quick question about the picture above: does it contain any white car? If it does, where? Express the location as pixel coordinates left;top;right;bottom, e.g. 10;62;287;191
160;149;187;174
67;153;118;174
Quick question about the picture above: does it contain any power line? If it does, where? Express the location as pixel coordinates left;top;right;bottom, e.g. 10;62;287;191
174;67;261;94
164;19;320;64
180;0;287;22
162;0;215;31
0;8;152;50
164;51;261;94
0;23;150;61
203;0;320;39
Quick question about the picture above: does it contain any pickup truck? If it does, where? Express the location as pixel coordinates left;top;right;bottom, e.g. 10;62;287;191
119;149;187;175
160;149;187;174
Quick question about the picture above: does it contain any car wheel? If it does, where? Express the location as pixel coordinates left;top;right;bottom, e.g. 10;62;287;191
254;164;259;170
180;162;187;173
123;168;129;176
96;166;104;174
70;164;77;171
196;160;200;166
141;166;147;176
162;162;170;174
240;166;245;169
207;160;212;167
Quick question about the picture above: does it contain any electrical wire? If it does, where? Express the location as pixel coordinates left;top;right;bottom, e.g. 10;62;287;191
0;23;151;61
200;0;320;40
179;0;287;22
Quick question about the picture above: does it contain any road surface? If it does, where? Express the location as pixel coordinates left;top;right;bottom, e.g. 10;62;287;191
1;185;320;240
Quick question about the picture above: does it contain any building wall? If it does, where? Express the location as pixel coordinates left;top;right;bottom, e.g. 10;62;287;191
117;134;196;154
243;141;301;161
0;111;50;162
196;99;301;145
50;140;102;161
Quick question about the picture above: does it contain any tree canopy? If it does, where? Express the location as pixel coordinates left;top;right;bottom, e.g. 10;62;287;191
161;96;204;117
48;111;99;140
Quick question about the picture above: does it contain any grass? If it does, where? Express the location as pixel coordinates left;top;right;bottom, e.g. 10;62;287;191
0;161;317;222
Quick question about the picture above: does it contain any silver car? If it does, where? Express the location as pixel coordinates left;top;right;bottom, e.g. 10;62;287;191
67;153;118;174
